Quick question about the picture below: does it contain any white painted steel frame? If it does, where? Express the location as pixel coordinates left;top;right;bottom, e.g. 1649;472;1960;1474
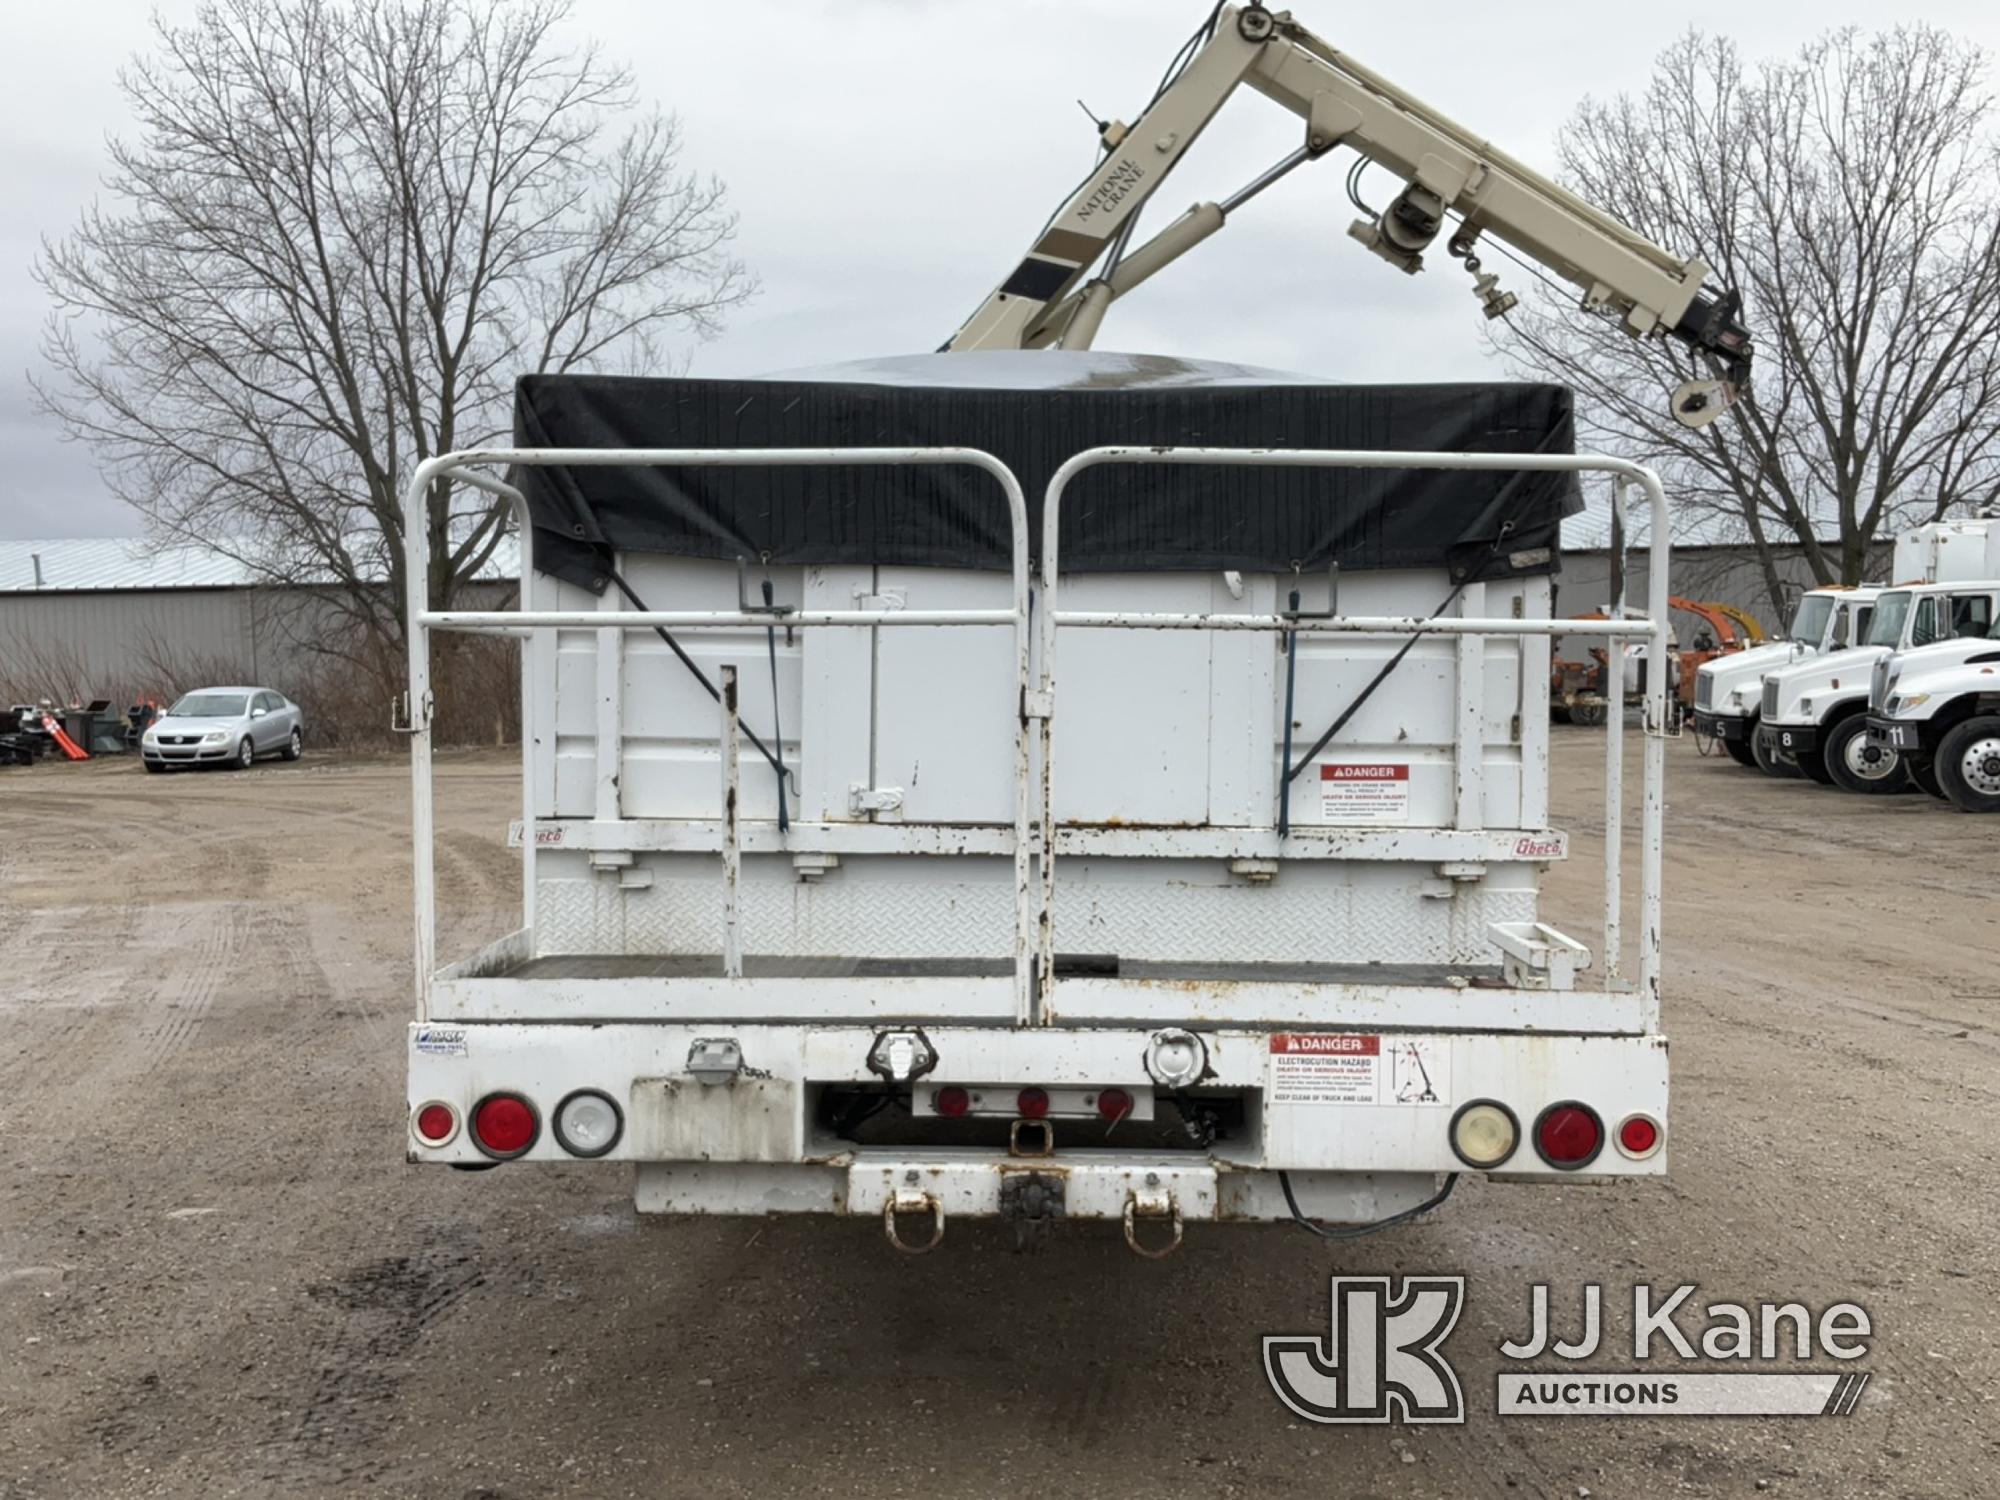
1037;448;1671;1016
401;447;1035;1022
405;444;1669;1035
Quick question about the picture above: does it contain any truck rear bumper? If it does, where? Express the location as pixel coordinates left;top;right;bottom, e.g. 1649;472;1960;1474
633;1156;1451;1251
408;1020;1669;1222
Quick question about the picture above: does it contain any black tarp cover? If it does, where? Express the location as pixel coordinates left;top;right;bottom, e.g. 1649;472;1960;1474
512;352;1581;590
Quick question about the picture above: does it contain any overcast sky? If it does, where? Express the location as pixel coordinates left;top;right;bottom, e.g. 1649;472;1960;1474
6;0;1998;541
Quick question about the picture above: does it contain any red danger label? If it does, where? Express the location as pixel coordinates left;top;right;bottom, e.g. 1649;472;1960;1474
1270;1034;1381;1055
1318;763;1412;824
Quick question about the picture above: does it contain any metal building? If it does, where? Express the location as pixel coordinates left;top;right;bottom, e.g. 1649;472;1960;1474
0;537;515;706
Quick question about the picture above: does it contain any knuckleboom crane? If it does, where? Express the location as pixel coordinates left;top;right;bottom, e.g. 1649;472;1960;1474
946;3;1753;428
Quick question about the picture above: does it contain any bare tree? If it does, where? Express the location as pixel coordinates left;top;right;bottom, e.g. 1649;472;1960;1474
35;0;753;674
1492;27;2000;617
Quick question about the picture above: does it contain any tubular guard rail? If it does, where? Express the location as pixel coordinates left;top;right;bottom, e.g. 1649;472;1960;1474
403;446;1669;1029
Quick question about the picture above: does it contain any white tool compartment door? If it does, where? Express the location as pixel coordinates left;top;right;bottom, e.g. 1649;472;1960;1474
868;566;1017;824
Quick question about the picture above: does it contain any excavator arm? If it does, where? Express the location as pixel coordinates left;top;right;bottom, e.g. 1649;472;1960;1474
945;3;1753;428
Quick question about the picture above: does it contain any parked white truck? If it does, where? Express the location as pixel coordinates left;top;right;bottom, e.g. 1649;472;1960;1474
1692;517;1999;774
1691;587;1881;771
1754;581;2000;792
1865;627;2000;811
396;0;1743;1247
398;354;1677;1251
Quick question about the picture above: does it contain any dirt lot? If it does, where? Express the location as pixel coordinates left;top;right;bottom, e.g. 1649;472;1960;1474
1;731;1996;1499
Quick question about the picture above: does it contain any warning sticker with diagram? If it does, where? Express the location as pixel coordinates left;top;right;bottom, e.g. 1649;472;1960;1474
1319;763;1411;824
1269;1034;1450;1107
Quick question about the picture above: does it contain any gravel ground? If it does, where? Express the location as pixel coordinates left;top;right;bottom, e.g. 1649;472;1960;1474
1;731;1996;1498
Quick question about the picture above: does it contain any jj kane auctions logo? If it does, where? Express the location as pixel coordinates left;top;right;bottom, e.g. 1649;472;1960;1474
1265;1278;1874;1424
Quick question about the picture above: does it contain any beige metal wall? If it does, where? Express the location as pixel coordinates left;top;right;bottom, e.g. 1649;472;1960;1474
0;582;516;704
0;588;266;701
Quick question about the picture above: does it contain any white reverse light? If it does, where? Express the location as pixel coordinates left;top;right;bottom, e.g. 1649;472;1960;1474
1450;1100;1520;1169
553;1089;623;1158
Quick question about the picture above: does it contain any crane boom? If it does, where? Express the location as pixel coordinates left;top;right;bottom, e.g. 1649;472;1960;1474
944;3;1753;428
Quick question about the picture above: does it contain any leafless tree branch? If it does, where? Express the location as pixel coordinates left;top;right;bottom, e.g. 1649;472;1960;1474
34;0;756;675
1488;27;2000;617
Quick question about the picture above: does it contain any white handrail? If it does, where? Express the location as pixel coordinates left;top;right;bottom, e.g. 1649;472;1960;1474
401;445;1034;1023
1037;447;1671;1019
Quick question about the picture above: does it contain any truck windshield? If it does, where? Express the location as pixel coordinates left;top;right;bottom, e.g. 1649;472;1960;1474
1864;593;1911;648
1791;595;1834;647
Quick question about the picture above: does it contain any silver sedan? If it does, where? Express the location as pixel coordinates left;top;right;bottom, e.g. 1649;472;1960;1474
141;686;305;772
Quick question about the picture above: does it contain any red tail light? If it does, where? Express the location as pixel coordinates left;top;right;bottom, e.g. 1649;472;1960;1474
471;1093;538;1159
1097;1087;1133;1122
934;1085;971;1118
1533;1102;1604;1170
413;1102;457;1145
1016;1087;1050;1120
1617;1114;1662;1158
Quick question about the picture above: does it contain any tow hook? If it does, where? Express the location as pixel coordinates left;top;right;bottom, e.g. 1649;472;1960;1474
884;1188;945;1255
1123;1179;1184;1259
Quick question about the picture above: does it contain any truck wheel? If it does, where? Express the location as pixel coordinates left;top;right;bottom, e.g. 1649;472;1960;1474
1824;716;1908;794
1936;715;2000;813
1751;724;1800;779
1796;745;1836;785
1722;735;1757;768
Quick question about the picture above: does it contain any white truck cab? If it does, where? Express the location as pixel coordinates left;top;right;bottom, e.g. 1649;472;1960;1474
1756;582;2000;791
1865;627;2000;811
1692;588;1880;769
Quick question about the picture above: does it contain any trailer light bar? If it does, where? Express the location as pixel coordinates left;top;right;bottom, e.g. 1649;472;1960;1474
412;1101;459;1147
471;1093;539;1159
1533;1102;1605;1170
1017;1087;1051;1120
1448;1099;1520;1169
553;1089;624;1158
1616;1113;1663;1160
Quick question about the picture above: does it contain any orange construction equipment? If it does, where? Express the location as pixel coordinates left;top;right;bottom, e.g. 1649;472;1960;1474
41;714;89;761
1551;606;1681;726
1667;597;1764;712
1551;597;1764;728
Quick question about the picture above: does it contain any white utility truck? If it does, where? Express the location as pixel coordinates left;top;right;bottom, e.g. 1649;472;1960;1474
399;1;1735;1248
1692;588;1882;771
1866;625;2000;811
1755;580;2000;793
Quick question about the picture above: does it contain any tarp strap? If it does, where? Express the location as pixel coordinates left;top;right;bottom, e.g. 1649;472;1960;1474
1280;559;1491;789
1278;433;1563;817
605;569;794;798
761;578;790;833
